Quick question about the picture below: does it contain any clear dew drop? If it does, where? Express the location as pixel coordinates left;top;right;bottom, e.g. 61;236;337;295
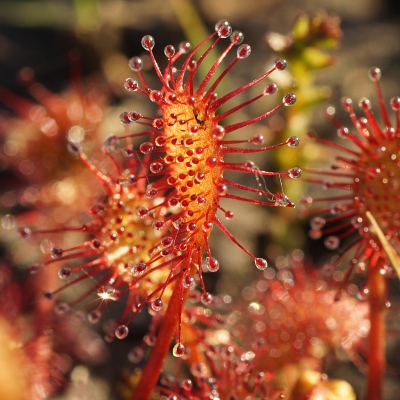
263;83;278;95
179;41;191;54
230;30;244;44
41;239;54;254
359;97;371;111
212;125;225;139
173;343;185;358
356;288;369;300
87;310;101;324
54;302;70;315
128;346;144;363
151;298;163;312
390;96;400;111
104;333;115;343
146;187;158;198
288;167;302;179
202;221;213;232
168;197;179;206
309;229;322;239
274;194;294;207
217;184;228;196
205;257;219;272
141;35;155;51
67;141;82;156
368;66;381;82
102;135;120;153
164;45;175;59
149;162;163;173
181;379;193;391
190;363;208;377
201;292;213;305
18;227;32;238
42;290;54;300
324;236;340;250
153;119;163;130
351;216;363;229
237;44;251;59
58;267;71;280
330;203;342;215
115;325;129;339
254;258;268;270
51;247;63;259
155;136;166;147
310;216;326;230
341;98;353;114
124;78;138;91
182;276;195;290
326;106;335;116
149;90;163;102
358;117;368;129
140;142;154;154
167;93;177;104
275;58;288;71
341;96;353;111
128;56;143;72
206;156;217;167
217;23;232;38
133;262;147;276
337;127;349;138
119;111;131;125
215;19;229;31
187;60;197;72
283;93;297;106
152;220;164;231
28;264;42;274
128;110;141;122
251;134;264;145
287;136;300;147
136;206;149;218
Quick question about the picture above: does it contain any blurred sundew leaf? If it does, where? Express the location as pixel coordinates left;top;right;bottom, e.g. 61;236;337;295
302;47;334;69
292;14;310;40
0;1;74;27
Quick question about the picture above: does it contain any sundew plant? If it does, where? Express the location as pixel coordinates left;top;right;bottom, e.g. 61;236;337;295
0;2;400;400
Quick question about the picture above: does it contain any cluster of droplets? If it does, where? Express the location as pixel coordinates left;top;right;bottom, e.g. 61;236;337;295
229;251;370;375
153;294;286;400
0;65;108;219
16;144;185;343
304;67;400;278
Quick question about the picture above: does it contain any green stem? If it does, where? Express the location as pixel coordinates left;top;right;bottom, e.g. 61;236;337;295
167;0;228;95
167;0;209;51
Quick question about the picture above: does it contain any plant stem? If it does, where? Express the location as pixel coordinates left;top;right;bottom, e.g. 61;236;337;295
366;257;386;400
133;277;186;400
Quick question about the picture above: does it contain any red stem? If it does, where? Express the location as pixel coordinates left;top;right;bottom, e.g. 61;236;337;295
366;257;386;400
133;277;186;399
